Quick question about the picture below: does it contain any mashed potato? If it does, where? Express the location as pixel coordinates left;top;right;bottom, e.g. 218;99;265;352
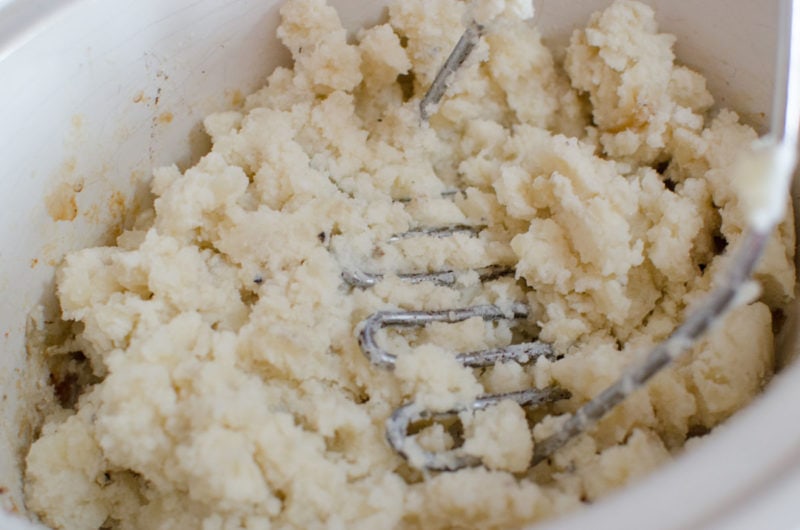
24;0;796;528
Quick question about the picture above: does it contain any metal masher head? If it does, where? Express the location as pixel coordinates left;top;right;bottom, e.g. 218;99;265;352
348;225;569;469
345;14;572;472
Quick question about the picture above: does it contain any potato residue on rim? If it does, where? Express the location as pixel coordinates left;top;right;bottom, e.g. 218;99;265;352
45;182;79;222
23;0;796;529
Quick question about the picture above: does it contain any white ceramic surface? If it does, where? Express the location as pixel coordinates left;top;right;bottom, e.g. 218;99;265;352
0;0;796;529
